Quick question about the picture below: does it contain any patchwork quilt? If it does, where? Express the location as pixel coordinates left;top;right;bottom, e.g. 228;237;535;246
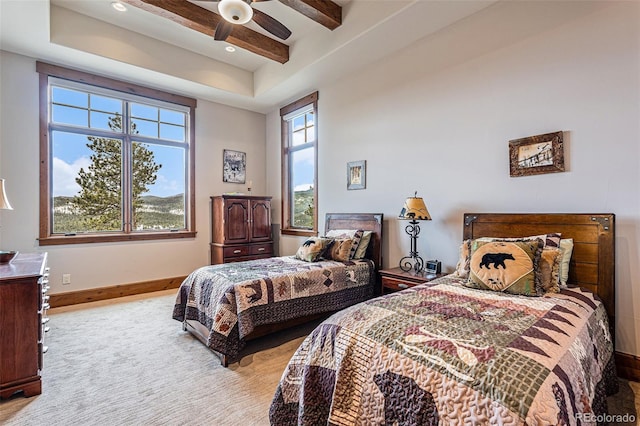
172;256;374;358
270;275;618;425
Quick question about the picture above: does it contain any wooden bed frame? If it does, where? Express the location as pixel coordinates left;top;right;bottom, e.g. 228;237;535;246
184;212;384;366
463;213;615;341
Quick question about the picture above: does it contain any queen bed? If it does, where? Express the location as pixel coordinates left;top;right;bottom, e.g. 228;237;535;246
173;213;383;366
270;213;618;425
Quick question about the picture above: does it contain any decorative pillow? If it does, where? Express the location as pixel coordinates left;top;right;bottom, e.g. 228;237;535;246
453;239;472;278
325;238;354;262
353;231;373;259
539;246;562;293
453;234;559;280
294;237;333;262
325;229;365;260
476;233;561;248
543;233;562;248
464;238;544;296
558;238;574;288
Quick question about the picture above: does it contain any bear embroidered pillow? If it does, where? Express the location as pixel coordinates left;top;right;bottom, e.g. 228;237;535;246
294;237;333;262
463;238;544;296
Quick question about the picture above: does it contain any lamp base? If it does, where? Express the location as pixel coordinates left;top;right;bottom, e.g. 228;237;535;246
399;218;425;273
399;254;425;274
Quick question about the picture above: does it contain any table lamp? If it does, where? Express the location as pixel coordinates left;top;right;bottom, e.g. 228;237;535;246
0;179;17;264
398;191;431;274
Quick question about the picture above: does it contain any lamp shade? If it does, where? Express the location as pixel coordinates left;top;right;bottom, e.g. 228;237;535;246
399;192;430;220
0;179;13;210
218;0;253;24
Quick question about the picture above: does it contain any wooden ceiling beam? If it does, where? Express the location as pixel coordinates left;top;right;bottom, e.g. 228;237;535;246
121;0;289;63
278;0;342;30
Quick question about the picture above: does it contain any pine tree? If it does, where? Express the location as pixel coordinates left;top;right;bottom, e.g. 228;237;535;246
71;115;161;231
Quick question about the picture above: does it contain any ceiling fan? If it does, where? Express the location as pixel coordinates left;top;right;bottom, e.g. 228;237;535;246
201;0;292;42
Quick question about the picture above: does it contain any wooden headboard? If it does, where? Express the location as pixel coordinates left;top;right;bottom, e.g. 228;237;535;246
463;213;615;337
325;213;384;271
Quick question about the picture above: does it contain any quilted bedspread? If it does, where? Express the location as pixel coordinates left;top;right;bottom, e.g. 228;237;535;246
270;275;618;425
172;256;374;358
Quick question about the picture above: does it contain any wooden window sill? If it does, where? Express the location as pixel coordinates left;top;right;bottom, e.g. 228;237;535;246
38;231;196;246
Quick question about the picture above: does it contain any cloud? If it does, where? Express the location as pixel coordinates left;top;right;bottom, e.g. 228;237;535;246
52;156;91;196
294;184;313;192
151;173;182;197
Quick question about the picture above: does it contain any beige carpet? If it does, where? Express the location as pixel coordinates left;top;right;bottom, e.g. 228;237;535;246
0;290;319;426
1;290;638;426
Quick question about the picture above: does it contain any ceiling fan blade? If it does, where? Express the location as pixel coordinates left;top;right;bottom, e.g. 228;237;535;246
252;9;291;40
214;21;233;40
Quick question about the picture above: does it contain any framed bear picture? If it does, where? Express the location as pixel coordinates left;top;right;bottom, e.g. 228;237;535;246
222;149;246;184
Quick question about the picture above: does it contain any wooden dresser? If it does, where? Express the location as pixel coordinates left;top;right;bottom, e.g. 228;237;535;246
210;195;273;264
0;252;49;399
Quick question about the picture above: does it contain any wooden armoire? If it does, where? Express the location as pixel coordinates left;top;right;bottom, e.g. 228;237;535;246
210;195;273;264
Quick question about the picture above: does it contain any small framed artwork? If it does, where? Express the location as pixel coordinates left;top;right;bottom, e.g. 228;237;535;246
509;131;565;177
347;160;366;190
222;149;246;183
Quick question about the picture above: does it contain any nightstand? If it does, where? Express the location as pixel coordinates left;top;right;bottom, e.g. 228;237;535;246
379;267;445;294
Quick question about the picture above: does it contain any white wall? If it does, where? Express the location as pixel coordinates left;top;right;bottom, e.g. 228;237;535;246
266;2;640;355
0;50;266;295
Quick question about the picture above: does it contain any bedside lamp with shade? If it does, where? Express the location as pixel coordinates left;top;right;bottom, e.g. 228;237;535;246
0;179;17;264
398;191;431;274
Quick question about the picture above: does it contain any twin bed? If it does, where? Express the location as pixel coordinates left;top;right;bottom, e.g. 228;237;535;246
174;212;618;424
173;213;383;366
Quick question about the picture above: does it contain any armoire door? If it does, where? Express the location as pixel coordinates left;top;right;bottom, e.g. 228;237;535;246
250;199;271;242
223;198;250;244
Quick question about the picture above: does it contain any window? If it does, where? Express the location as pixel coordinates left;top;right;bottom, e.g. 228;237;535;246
280;92;318;236
37;62;196;245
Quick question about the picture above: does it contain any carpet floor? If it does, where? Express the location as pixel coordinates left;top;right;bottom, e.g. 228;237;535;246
0;290;318;426
1;290;638;426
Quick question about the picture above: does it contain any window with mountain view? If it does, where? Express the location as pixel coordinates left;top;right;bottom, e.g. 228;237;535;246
37;62;196;245
280;92;318;236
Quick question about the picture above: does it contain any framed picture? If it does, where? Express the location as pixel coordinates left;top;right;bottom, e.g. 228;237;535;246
347;160;366;190
222;149;246;183
509;131;565;177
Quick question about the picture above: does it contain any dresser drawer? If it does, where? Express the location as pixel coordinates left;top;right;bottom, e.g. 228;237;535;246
223;246;250;258
379;268;445;294
381;276;420;291
250;243;273;256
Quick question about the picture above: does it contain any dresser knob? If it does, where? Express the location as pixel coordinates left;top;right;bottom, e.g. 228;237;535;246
42;303;50;310
42;317;50;325
258;248;265;252
44;326;50;333
42;345;49;354
398;283;409;289
233;250;242;254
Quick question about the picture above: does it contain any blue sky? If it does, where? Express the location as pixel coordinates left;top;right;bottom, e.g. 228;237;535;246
52;87;186;198
292;148;314;192
52;87;315;198
53;133;185;198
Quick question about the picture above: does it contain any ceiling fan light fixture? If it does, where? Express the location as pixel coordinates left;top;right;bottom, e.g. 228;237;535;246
218;0;253;25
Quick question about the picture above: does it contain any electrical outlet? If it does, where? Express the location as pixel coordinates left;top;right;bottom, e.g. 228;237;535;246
62;274;71;285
